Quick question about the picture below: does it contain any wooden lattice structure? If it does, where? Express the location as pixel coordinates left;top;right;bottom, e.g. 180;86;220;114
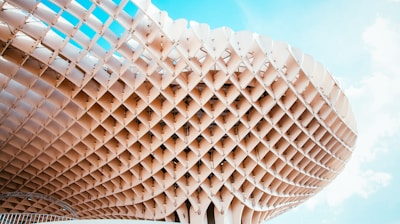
0;0;357;223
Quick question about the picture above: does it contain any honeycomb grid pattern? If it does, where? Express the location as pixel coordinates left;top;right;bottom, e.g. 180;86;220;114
0;0;357;223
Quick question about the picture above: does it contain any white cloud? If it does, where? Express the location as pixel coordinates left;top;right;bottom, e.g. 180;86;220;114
305;15;400;209
363;16;400;74
305;158;392;209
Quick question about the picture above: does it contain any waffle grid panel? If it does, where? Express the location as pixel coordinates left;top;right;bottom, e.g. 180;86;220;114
0;0;357;223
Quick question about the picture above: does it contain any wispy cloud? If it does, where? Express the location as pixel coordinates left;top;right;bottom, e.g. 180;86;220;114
235;0;399;212
306;15;400;209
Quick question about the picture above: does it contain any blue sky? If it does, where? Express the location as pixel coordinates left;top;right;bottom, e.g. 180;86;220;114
152;0;400;223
